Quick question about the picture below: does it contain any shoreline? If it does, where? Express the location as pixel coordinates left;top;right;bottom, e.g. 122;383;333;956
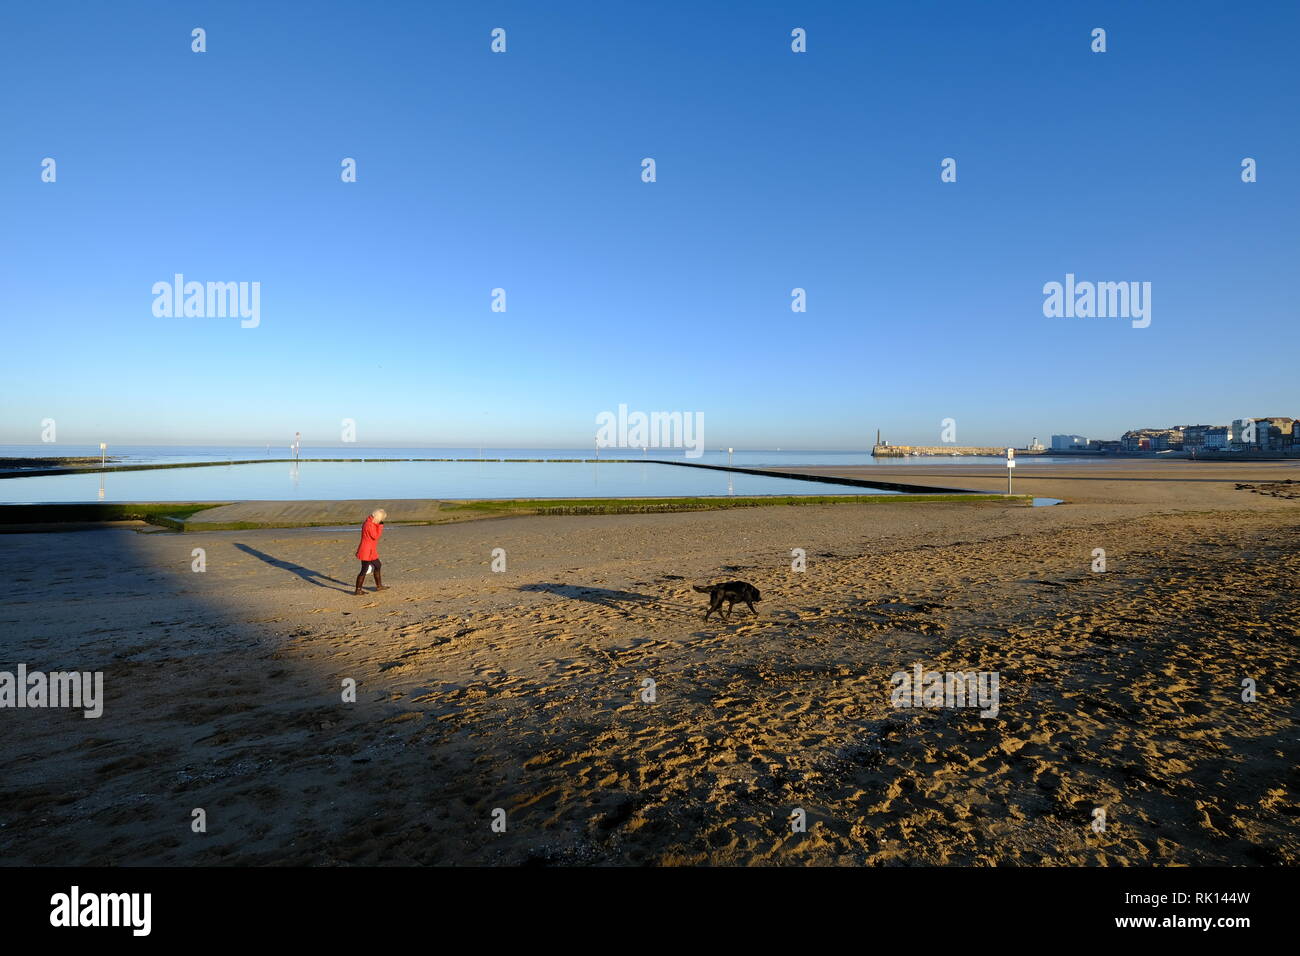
0;493;1026;532
6;450;1300;482
4;459;1297;526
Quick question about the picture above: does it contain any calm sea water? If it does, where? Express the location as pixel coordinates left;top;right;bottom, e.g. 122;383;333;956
0;459;920;504
0;444;1090;468
0;445;1096;503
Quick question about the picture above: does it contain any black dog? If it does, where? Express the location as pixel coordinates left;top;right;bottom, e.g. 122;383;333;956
693;581;761;621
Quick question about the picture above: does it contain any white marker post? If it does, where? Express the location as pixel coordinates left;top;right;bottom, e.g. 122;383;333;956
1006;446;1016;494
99;442;107;467
728;447;734;467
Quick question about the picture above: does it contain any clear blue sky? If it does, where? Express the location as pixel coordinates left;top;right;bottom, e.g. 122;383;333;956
2;1;1296;449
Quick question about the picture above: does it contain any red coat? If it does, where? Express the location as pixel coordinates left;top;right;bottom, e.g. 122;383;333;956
356;516;383;561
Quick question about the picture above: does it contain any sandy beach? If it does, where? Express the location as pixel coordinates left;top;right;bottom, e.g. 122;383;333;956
1;460;1297;866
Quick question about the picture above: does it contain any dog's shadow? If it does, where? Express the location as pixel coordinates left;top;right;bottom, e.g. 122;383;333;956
519;583;696;616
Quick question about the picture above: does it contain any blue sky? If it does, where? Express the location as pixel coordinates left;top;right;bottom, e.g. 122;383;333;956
2;1;1296;449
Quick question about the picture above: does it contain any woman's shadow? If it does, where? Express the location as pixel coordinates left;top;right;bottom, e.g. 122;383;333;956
233;543;354;593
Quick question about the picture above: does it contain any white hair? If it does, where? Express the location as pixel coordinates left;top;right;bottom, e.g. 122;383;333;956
371;508;387;522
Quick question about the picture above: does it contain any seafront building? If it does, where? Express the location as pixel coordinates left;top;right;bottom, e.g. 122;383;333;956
1051;435;1088;450
1120;427;1184;453
876;416;1297;458
1109;418;1298;455
1182;424;1229;451
1042;416;1297;456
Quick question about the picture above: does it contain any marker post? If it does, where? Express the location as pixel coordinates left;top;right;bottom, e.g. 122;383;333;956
1006;447;1015;494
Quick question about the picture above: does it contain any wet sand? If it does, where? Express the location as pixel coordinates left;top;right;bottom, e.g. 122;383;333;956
779;457;1300;506
0;460;1297;865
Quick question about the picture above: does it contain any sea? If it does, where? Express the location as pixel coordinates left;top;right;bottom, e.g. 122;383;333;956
0;445;1083;505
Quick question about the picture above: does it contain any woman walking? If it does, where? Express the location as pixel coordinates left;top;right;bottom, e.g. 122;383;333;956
354;508;388;595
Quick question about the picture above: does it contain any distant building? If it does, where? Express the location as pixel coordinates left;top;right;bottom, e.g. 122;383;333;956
1261;417;1295;450
1183;425;1213;450
1231;417;1296;451
1183;424;1232;454
1051;434;1088;450
1121;427;1183;453
1204;426;1230;450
